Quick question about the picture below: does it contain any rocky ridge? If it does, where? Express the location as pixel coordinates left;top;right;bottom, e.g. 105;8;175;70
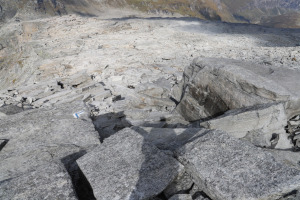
1;7;300;200
1;0;300;28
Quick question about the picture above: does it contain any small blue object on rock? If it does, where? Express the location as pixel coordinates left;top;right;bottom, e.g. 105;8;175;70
73;111;85;119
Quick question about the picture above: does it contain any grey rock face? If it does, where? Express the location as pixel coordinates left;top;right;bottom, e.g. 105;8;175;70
200;103;292;149
266;149;300;170
77;128;184;200
163;171;193;198
286;114;300;151
132;127;209;151
169;194;193;200
0;104;25;115
176;57;300;121
0;101;100;181
0;162;76;200
175;129;300;200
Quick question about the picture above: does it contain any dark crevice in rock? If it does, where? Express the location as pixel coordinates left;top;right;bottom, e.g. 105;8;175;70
155;192;168;200
192;191;212;200
61;151;96;200
169;96;180;105
127;85;135;89
0;139;9;151
57;81;64;89
270;133;280;149
281;189;298;199
112;95;124;102
72;84;81;88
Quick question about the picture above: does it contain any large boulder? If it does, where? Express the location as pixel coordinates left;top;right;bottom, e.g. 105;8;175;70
0;101;100;181
0;162;76;200
77;128;184;200
175;129;300;200
176;58;300;121
200;103;292;149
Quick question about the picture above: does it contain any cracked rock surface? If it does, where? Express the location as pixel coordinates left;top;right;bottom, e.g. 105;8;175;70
77;128;184;200
1;5;300;200
175;129;300;200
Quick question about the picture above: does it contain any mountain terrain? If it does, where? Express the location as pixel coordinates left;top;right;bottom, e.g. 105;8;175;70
1;1;300;200
1;0;300;28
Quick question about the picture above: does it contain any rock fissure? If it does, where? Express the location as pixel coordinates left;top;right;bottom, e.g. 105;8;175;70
0;139;8;151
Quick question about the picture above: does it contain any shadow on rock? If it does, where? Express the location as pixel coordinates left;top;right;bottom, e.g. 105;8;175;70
61;150;96;200
107;16;300;47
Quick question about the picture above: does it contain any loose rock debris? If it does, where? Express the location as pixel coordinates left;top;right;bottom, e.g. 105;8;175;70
1;10;300;200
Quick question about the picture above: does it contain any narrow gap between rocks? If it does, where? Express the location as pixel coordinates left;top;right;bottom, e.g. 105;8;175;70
61;150;96;200
282;190;298;199
0;139;9;151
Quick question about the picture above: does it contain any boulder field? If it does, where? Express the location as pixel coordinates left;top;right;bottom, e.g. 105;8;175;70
1;10;300;200
1;57;300;200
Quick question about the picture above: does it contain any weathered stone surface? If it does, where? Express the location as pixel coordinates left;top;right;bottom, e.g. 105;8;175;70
132;127;209;151
177;57;300;121
0;162;77;200
1;6;300;200
175;129;300;200
0;111;6;118
200;103;292;149
266;149;300;170
163;171;193;198
77;128;184;200
169;194;193;200
0;101;100;181
286;115;300;150
0;104;24;115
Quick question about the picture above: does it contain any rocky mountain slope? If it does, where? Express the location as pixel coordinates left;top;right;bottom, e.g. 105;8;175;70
118;0;300;27
1;3;300;200
1;0;300;28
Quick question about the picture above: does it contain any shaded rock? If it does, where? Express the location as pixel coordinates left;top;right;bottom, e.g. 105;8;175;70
0;162;76;200
92;111;131;142
0;104;24;115
200;103;292;149
175;129;300;200
189;184;211;200
77;128;184;200
132;127;209;151
163;171;193;198
176;57;300;121
124;109;189;128
169;194;193;200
